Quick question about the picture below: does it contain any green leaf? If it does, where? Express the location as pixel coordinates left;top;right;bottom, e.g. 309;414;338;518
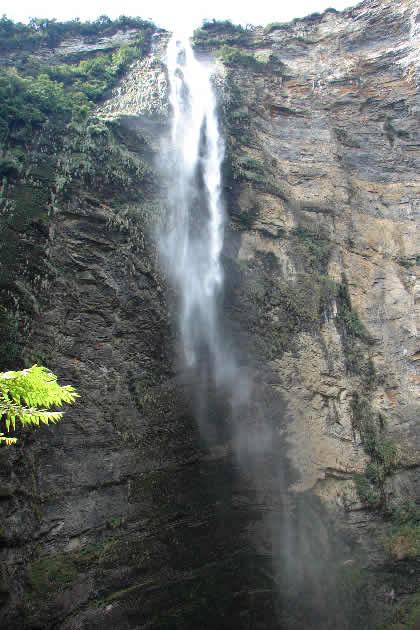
0;365;79;444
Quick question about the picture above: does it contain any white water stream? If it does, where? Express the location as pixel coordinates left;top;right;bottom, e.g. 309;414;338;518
160;33;226;371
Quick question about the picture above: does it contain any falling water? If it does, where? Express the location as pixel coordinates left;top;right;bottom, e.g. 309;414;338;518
160;33;226;374
159;31;346;630
157;30;368;630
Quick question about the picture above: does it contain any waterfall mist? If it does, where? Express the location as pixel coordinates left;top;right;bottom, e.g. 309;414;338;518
157;31;358;630
159;33;249;441
162;35;224;369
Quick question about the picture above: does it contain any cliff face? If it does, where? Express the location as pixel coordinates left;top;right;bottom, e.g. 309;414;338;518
219;0;419;524
0;1;419;629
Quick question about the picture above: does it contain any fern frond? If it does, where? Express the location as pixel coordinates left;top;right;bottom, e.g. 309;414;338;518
0;433;17;445
0;365;79;444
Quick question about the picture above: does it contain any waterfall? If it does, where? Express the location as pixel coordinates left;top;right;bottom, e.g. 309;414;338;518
160;33;227;374
158;31;320;622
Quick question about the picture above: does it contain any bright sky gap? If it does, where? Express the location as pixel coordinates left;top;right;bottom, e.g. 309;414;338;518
3;0;361;31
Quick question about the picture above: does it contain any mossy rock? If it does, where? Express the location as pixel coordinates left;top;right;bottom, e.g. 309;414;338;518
384;524;420;561
8;182;50;228
98;534;167;572
380;592;420;630
27;554;78;595
291;226;332;273
26;543;102;595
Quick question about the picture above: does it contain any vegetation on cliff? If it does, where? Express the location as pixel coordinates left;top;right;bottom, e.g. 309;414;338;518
193;19;253;50
0;15;155;138
334;275;399;512
192;21;282;73
0;16;156;370
0;15;154;53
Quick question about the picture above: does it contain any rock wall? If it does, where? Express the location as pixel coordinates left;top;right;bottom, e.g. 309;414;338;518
0;1;419;628
221;0;419;513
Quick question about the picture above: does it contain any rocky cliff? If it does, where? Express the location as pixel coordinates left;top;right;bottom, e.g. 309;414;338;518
0;1;419;628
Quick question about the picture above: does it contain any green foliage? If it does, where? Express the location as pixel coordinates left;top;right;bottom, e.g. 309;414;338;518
27;543;102;594
0;14;154;52
0;148;23;177
379;592;420;630
0;433;16;445
351;392;397;511
341;273;397;512
215;45;253;67
0;16;154;140
27;553;78;593
193;20;252;49
230;154;283;198
293;226;332;273
230;252;333;360
215;45;272;72
108;201;161;244
0;69;71;137
264;8;336;34
391;501;420;527
384;502;420;561
335;274;376;377
353;472;380;508
338;565;369;608
350;393;396;470
200;19;247;34
232;155;264;182
233;156;265;175
336;275;374;344
0;364;79;443
107;516;127;530
54;116;151;193
221;75;251;158
383;524;420;561
0;103;155;351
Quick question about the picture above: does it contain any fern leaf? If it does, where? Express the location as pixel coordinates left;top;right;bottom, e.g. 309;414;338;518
0;365;79;444
0;433;17;445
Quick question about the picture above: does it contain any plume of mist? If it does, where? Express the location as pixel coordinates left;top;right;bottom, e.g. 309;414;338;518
156;31;362;630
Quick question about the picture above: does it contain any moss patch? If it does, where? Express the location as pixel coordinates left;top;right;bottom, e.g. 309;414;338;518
215;45;275;72
27;554;78;594
225;249;338;361
336;274;375;377
292;226;332;273
384;524;420;561
351;390;397;511
26;543;102;595
379;592;420;629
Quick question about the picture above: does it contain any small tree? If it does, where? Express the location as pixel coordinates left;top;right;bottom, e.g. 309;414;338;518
0;365;79;445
